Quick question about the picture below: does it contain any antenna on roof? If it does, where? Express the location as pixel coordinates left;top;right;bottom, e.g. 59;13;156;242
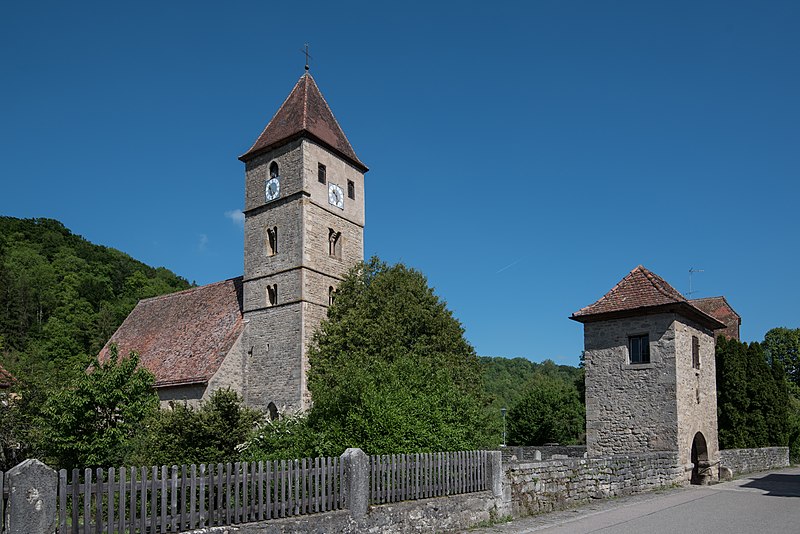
687;267;704;297
301;43;312;72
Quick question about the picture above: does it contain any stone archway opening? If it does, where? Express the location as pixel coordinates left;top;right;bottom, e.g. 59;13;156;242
691;432;710;485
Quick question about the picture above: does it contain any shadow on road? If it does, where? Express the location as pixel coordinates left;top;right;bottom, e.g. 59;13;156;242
740;473;800;497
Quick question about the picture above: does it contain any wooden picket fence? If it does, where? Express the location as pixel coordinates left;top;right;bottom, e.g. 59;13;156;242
369;450;488;504
56;458;344;533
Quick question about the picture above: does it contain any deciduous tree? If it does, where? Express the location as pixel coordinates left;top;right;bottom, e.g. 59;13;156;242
303;258;496;455
507;379;584;446
37;346;158;470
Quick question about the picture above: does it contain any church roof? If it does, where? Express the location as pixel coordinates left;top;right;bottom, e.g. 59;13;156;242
0;362;14;388
570;265;726;330
98;277;244;388
239;73;367;171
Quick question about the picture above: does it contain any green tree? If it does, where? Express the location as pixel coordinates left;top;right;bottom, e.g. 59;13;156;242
299;258;496;456
716;337;789;450
133;389;261;466
37;346;158;470
764;327;800;387
507;379;585;446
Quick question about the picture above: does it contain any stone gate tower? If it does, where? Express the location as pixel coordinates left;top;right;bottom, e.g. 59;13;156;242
238;72;368;413
571;266;725;482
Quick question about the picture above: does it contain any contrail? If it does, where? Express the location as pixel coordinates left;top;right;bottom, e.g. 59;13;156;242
496;259;521;274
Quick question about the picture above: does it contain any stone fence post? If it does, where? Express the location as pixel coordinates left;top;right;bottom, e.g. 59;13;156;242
486;450;503;498
4;459;57;534
340;447;369;519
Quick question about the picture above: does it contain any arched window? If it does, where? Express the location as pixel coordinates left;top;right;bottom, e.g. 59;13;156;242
269;161;279;178
328;228;342;259
328;286;335;306
267;402;279;421
266;284;277;307
266;226;278;256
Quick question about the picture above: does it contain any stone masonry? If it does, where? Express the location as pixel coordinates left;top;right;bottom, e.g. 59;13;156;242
241;134;366;412
572;266;725;483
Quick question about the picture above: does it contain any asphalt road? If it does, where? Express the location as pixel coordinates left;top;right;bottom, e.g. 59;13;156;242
466;467;800;534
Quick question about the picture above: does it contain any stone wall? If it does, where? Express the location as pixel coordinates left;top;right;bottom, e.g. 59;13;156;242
500;445;587;462
720;447;790;477
205;492;499;534
503;452;683;517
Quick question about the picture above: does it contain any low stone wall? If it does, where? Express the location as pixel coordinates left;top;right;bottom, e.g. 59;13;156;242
192;492;501;533
500;445;587;462
720;447;790;477
504;452;683;517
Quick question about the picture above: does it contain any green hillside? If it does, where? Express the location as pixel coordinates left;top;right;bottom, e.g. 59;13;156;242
480;356;583;412
0;216;191;385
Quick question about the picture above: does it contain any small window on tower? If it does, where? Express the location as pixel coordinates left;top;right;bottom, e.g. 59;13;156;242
269;162;279;179
266;284;278;307
347;180;355;199
328;228;342;259
692;336;700;369
318;163;326;184
628;334;650;364
266;226;278;256
328;286;335;306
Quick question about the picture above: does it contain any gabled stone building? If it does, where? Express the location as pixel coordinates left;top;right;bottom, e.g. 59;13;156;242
99;71;367;413
571;266;726;483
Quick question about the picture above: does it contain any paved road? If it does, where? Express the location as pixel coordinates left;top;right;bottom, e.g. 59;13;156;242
466;467;800;534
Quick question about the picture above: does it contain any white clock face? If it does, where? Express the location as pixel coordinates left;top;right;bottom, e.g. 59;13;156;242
266;177;280;202
328;183;344;209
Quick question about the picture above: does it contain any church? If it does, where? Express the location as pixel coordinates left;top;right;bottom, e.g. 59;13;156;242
98;70;367;414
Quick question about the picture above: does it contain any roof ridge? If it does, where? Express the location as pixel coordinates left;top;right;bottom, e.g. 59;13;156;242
240;76;307;158
304;73;359;160
139;276;243;304
640;266;687;303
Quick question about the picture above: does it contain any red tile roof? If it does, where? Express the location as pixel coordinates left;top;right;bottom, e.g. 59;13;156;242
571;265;725;330
690;296;741;340
0;362;13;388
239;73;367;171
98;277;244;388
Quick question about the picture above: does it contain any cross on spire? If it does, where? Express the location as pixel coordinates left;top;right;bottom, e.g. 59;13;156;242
301;43;312;71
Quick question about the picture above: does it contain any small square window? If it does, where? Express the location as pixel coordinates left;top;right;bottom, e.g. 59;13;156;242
318;163;326;184
347;179;355;199
629;334;650;364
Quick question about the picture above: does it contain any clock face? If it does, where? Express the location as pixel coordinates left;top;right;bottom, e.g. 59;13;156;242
265;177;280;202
328;183;344;209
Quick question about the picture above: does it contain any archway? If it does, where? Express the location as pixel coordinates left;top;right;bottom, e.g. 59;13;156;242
267;402;279;421
690;432;709;485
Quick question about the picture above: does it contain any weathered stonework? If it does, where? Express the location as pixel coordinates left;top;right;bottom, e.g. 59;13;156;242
503;452;684;518
242;137;365;413
583;312;719;480
720;447;790;477
584;314;680;455
500;445;587;463
575;266;725;484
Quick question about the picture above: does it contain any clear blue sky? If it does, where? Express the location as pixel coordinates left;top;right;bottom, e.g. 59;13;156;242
2;1;798;367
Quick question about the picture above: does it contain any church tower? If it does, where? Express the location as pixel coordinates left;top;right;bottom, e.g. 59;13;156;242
238;72;367;413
